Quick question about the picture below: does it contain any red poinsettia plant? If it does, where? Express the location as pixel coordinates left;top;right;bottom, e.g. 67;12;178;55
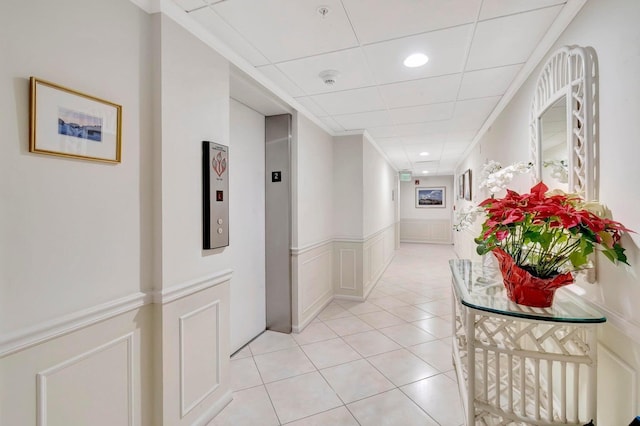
475;182;630;279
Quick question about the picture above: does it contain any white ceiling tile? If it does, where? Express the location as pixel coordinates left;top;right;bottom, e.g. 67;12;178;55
190;7;270;66
479;0;566;20
212;0;358;63
257;65;306;97
466;5;563;70
173;0;206;12
310;87;385;115
294;96;329;117
318;116;345;133
389;102;455;125
451;97;500;129
373;137;403;148
379;74;461;109
391;121;451;137
178;0;575;169
275;48;376;95
342;0;481;44
458;64;522;100
332;110;393;131
363;25;474;84
445;131;477;143
384;151;411;166
404;144;444;158
366;126;398;138
400;135;449;145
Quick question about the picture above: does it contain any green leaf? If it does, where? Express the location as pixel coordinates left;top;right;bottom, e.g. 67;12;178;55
602;249;616;263
569;250;588;268
476;244;490;256
614;244;629;265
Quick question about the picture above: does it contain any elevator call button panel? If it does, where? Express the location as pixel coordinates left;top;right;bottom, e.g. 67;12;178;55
202;141;229;250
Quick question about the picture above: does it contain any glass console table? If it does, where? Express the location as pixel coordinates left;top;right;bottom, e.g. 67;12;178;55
449;259;605;425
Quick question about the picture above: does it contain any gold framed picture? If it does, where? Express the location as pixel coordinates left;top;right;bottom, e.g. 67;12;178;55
29;77;122;163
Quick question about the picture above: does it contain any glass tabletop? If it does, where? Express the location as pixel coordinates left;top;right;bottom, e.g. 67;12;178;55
449;259;606;323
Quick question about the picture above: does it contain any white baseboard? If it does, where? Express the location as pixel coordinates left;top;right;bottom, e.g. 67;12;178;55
292;296;333;333
333;294;365;302
191;390;233;426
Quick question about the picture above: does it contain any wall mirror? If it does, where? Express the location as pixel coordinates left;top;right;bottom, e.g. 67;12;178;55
530;45;598;201
539;96;569;192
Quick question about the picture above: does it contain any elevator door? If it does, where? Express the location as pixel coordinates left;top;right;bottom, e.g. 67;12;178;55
265;114;292;333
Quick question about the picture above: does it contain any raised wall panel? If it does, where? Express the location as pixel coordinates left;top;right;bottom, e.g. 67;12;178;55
400;219;452;243
179;302;220;418
598;343;638;425
301;249;333;314
161;281;231;425
369;238;385;280
339;249;357;290
37;333;134;426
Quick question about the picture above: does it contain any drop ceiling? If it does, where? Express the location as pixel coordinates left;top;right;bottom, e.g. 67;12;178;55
172;0;573;176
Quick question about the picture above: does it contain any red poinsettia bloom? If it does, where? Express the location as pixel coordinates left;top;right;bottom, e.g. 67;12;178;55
475;182;631;279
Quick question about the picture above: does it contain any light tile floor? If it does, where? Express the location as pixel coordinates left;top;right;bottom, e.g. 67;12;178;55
209;243;464;426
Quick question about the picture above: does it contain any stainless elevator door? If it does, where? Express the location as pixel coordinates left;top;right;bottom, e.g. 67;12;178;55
265;114;292;333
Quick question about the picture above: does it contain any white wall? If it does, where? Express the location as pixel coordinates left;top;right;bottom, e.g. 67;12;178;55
400;175;454;243
0;0;151;335
295;115;334;248
362;133;396;238
156;14;232;425
158;14;231;288
0;0;154;423
400;176;453;220
333;135;364;239
229;99;266;352
455;0;640;421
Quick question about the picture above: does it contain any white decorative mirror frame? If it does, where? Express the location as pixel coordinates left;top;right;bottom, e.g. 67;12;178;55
530;45;598;201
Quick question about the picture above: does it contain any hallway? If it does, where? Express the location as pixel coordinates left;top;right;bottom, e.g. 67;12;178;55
210;243;463;425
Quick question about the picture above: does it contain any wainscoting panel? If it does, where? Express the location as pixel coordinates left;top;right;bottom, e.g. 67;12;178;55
400;219;452;244
301;249;333;314
339;249;357;290
332;241;363;300
161;281;231;425
37;333;133;426
598;342;638;425
292;242;334;332
363;226;395;297
179;302;220;418
364;236;384;293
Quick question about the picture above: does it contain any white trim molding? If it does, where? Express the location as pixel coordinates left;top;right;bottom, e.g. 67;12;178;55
154;269;233;304
290;238;333;256
36;332;135;426
1;270;233;357
0;292;148;358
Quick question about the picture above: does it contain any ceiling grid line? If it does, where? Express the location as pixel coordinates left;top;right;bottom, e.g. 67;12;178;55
174;0;575;176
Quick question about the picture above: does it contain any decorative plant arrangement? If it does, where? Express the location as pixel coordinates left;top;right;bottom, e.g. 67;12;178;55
455;161;631;307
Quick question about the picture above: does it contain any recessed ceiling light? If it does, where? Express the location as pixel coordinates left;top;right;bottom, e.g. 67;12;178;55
422;170;429;174
404;53;429;68
419;152;429;156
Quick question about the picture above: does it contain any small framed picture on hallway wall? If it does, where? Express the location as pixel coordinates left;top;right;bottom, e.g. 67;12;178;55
415;187;446;208
29;77;122;163
463;169;472;201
